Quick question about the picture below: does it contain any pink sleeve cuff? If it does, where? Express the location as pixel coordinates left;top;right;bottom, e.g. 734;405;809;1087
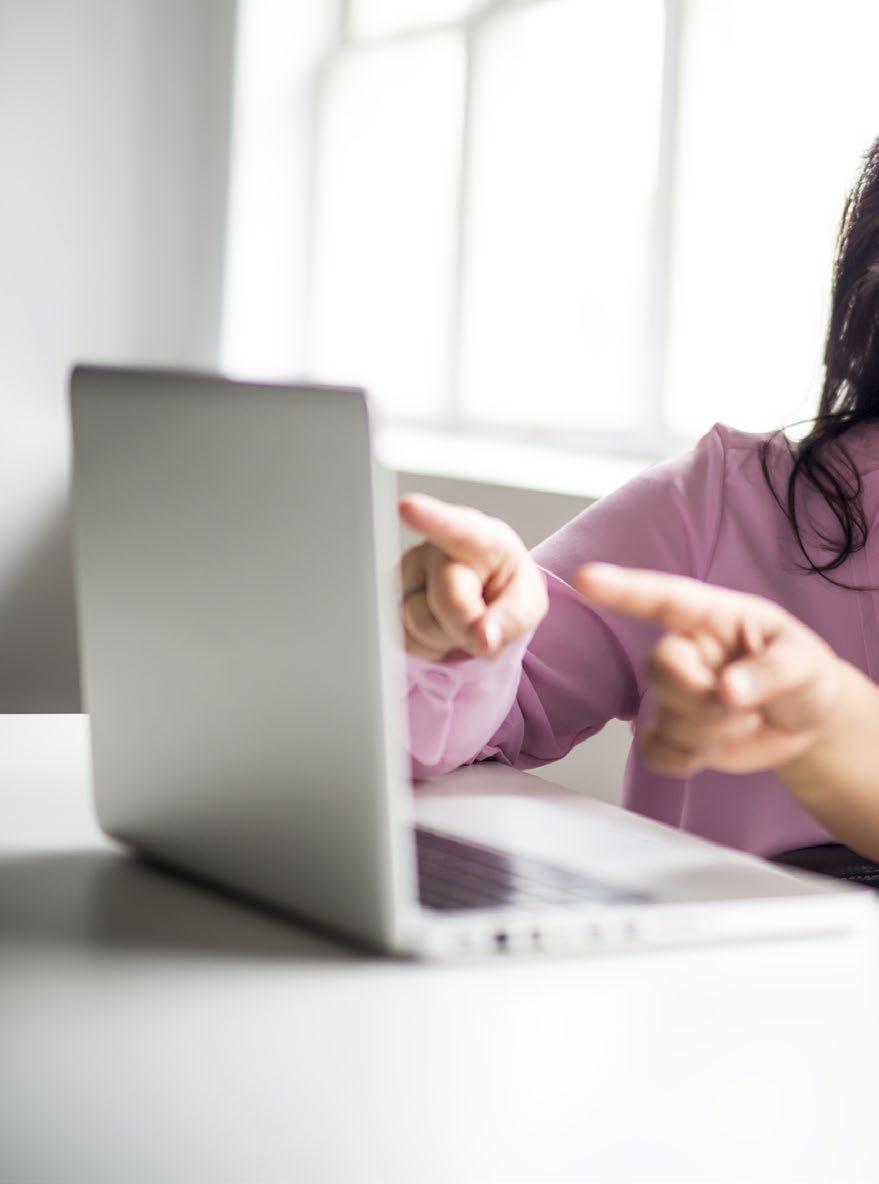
403;635;530;778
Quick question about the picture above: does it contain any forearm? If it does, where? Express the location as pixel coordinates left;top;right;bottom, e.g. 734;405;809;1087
779;661;879;860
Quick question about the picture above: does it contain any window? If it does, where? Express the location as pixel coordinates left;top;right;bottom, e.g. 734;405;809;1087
666;0;879;440
310;30;465;422
226;1;879;460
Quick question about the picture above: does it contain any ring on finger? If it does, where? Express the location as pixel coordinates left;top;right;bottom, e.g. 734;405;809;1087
401;581;428;602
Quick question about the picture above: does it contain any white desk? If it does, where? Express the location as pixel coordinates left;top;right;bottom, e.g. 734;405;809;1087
2;715;879;1184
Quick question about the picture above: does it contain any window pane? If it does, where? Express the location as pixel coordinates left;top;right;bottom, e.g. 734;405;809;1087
667;0;879;439
460;0;665;432
311;36;464;418
348;0;471;41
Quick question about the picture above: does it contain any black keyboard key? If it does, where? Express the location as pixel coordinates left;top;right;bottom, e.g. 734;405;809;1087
415;827;648;911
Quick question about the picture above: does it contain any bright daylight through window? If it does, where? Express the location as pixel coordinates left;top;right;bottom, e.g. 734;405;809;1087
230;0;879;462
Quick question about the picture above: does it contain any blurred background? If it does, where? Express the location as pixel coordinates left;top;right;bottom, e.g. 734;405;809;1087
4;0;879;790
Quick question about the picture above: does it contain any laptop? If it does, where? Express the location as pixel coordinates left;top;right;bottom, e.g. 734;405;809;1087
68;364;877;957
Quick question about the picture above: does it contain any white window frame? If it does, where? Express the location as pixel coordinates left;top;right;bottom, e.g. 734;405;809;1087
301;0;691;465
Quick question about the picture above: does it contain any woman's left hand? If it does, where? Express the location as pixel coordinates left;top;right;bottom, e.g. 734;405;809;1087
574;563;845;777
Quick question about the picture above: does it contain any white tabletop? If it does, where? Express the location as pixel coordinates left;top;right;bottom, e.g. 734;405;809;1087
2;714;879;1184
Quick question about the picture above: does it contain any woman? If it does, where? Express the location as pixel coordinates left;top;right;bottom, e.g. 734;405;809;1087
400;136;879;867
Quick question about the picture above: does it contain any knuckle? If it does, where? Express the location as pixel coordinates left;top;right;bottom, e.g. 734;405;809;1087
700;611;730;642
459;505;490;533
696;631;726;667
436;562;465;599
403;594;435;635
488;517;523;557
435;568;477;621
646;644;677;683
743;591;773;618
652;632;678;661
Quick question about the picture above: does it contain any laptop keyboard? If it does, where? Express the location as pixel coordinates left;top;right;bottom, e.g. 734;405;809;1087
416;827;648;911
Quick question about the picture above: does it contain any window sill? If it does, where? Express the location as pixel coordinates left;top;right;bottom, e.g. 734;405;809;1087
376;424;654;501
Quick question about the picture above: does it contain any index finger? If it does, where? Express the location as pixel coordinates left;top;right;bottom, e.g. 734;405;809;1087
574;563;778;644
399;494;513;575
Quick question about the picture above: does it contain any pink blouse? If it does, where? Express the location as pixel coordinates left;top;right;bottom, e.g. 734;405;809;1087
405;423;879;857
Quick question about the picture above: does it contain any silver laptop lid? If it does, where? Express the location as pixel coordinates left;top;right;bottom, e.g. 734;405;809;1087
70;365;417;950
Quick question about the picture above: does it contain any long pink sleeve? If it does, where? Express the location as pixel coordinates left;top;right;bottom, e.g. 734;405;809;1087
405;421;879;857
405;426;725;778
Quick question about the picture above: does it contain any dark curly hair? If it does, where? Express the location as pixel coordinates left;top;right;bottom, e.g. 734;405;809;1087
761;136;879;584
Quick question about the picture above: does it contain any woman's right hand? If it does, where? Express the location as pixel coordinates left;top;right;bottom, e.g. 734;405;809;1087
398;494;549;661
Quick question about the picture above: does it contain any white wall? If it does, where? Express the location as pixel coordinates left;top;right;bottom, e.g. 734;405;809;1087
0;0;236;710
